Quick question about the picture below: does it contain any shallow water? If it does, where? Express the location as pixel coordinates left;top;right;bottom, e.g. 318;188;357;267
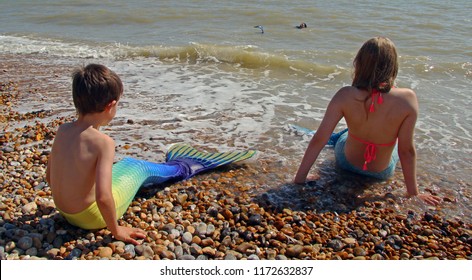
1;0;471;223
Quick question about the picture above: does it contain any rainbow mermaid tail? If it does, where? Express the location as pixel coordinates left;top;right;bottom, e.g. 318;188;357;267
165;143;257;178
111;144;256;219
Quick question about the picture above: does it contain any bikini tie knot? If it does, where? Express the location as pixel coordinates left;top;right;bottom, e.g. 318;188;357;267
363;143;376;170
369;89;383;112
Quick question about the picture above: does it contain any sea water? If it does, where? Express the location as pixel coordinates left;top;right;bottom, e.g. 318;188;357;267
1;0;471;222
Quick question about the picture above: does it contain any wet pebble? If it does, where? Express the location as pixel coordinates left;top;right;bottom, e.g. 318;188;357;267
174;245;184;259
224;253;237;260
170;229;180;238
202;246;216;257
206;224;215;236
25;247;38;256
342;237;357;246
371;253;384;260
52;236;63;248
124;244;136;258
190;244;202;255
327;239;344;251
353;246;367;257
21;202;37;214
17;236;33;250
161;250;175;260
0;247;5;259
99;247;113;258
196;223;207;237
400;252;410;259
65;248;82;259
285;245;304;258
141;245;154;259
236;242;255;255
179;254;196;260
248;214;262;226
386;234;403;248
275;255;288;260
182;232;193;244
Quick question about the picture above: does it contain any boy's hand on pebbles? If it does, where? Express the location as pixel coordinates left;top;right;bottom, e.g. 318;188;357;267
114;226;147;245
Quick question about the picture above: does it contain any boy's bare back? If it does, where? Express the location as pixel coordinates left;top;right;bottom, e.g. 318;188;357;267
46;64;146;244
47;121;115;214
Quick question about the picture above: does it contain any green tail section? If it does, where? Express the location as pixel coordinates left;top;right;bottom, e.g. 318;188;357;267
165;143;257;171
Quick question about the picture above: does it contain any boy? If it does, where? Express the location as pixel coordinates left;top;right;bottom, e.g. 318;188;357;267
47;64;257;245
46;64;146;244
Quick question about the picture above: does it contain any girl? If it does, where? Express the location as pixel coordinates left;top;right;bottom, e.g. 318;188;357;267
294;37;441;206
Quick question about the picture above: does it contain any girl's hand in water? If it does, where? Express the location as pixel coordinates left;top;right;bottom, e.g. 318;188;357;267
306;174;320;181
293;173;319;185
417;193;442;206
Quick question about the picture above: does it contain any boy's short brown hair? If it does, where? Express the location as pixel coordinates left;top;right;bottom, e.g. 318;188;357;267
72;64;123;115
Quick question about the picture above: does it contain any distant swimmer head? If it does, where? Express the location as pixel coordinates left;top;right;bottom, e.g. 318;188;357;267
296;22;307;29
254;25;264;33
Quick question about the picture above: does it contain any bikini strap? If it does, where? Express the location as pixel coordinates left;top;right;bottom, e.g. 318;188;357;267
362;85;395;169
348;132;397;171
369;89;383;112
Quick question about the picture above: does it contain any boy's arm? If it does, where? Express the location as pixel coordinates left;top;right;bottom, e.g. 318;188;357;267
46;156;51;185
94;136;120;234
95;136;146;244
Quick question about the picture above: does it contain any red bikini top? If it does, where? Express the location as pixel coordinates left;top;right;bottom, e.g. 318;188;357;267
352;86;397;171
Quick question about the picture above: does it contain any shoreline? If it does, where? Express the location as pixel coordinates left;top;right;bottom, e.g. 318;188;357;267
1;56;471;260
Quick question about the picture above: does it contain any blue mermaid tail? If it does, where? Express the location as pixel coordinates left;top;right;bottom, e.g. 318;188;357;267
327;128;348;146
165;143;257;178
289;124;348;147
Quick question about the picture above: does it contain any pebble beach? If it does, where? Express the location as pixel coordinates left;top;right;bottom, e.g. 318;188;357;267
1;55;471;261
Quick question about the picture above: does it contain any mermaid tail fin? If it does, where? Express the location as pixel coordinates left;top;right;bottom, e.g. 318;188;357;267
165;143;257;179
327;128;348;147
289;124;348;147
288;124;315;136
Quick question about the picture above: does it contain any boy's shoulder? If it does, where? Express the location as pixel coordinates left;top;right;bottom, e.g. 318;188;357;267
82;126;115;146
56;121;114;145
57;121;73;131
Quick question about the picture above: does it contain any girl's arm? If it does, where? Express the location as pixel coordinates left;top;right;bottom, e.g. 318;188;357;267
397;90;441;205
294;90;344;184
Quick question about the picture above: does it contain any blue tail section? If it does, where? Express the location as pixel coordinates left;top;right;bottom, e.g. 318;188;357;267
165;144;257;178
289;124;348;147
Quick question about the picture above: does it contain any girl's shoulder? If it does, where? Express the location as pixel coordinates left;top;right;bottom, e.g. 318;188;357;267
390;88;418;113
391;87;416;96
390;87;418;103
334;86;359;97
333;86;366;102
